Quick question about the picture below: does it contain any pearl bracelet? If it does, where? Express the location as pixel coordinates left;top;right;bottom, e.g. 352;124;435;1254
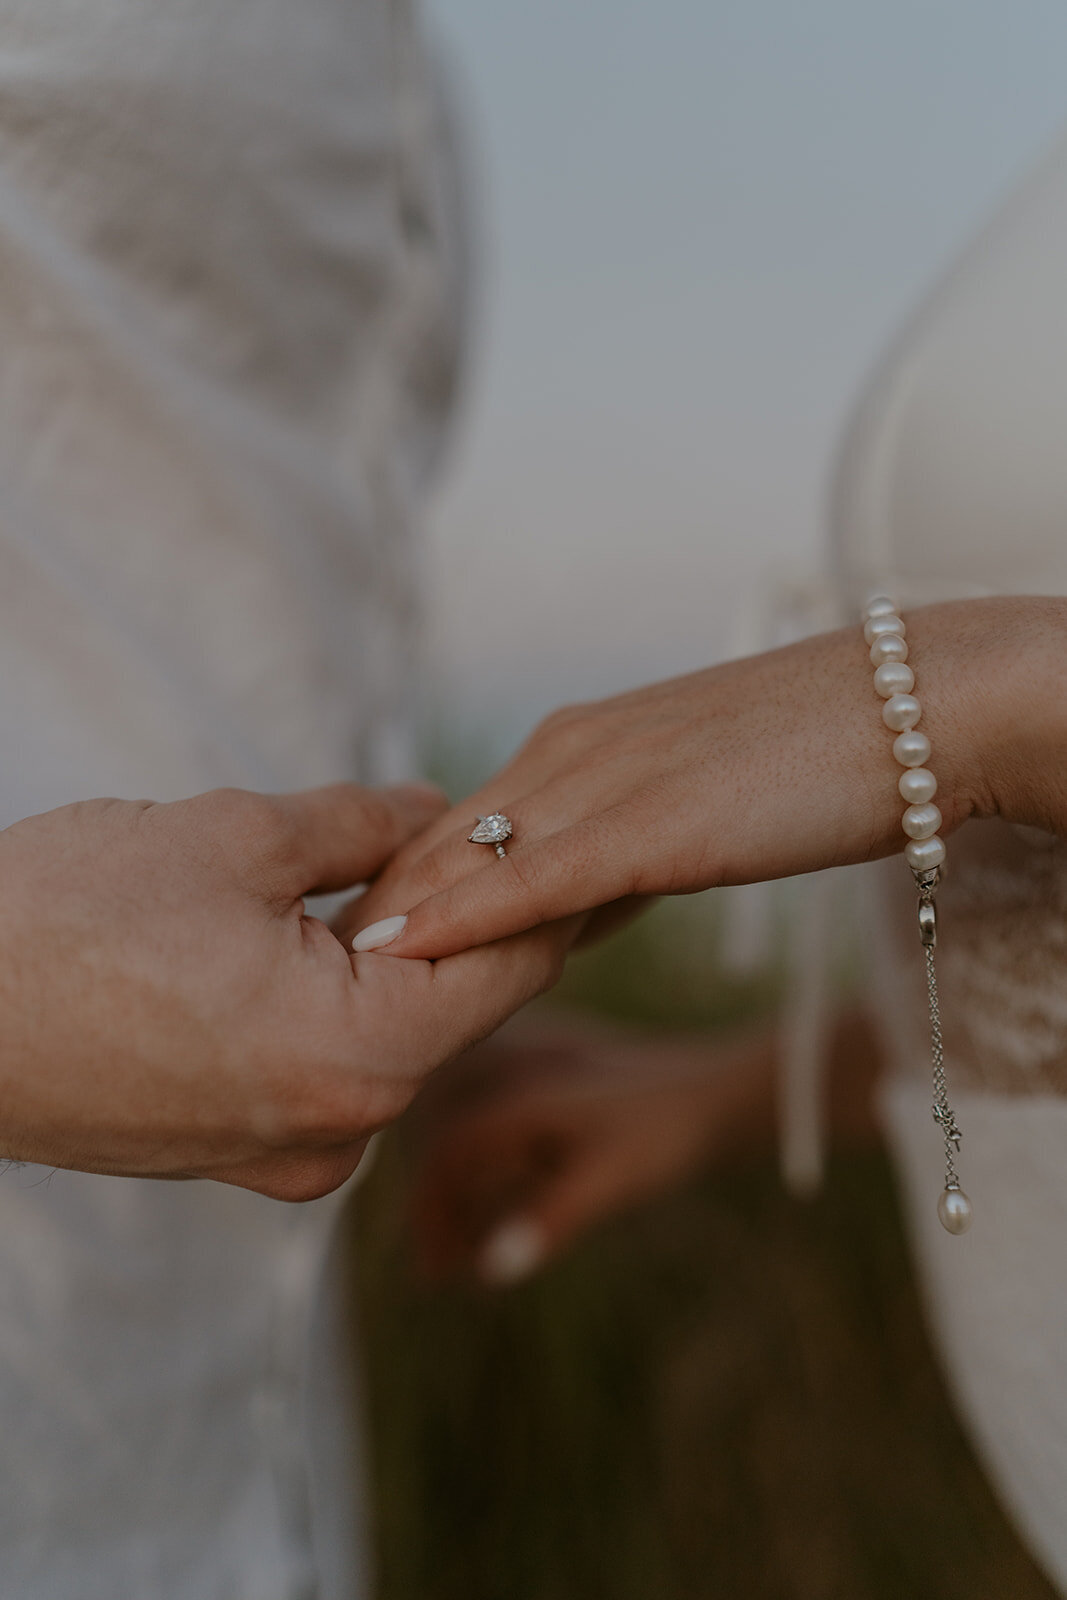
864;595;972;1236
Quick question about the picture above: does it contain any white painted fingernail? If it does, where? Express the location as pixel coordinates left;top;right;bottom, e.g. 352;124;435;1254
352;914;407;952
479;1218;545;1286
348;882;369;901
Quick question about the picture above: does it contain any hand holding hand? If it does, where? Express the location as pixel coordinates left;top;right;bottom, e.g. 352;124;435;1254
0;784;581;1198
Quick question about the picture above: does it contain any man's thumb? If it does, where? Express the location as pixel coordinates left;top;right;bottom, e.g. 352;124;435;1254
276;782;446;895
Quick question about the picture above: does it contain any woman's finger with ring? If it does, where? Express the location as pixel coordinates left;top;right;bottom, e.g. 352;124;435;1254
362;808;630;960
350;807;527;950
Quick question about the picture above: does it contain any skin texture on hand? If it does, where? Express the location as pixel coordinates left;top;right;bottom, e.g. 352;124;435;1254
346;597;1067;960
0;784;581;1200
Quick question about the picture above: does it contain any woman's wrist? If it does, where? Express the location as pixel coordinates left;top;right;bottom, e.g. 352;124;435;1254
914;595;1067;838
985;596;1067;835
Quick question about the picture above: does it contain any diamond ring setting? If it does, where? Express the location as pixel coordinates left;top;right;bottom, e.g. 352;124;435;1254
468;813;513;859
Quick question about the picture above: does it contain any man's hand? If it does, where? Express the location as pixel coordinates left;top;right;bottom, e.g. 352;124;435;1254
0;785;579;1200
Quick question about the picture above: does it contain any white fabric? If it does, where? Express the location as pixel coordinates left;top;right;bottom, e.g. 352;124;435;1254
833;133;1067;606
883;1082;1067;1588
0;3;466;1595
833;131;1067;1592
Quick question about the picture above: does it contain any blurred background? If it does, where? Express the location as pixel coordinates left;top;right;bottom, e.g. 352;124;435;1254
423;0;1067;739
356;4;1067;1597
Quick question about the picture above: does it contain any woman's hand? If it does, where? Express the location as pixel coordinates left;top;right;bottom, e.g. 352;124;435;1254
408;1021;762;1285
408;1009;883;1285
345;597;1066;960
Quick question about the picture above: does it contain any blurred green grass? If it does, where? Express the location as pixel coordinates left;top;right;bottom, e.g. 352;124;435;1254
356;870;1055;1599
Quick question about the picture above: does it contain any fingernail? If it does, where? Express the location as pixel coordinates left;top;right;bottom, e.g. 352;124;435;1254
479;1218;545;1286
352;914;408;952
347;882;369;901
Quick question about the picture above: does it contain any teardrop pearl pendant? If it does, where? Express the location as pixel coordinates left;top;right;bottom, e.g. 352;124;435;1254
937;1186;974;1235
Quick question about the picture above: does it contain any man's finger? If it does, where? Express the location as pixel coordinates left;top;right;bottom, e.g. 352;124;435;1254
349;916;583;1069
275;782;446;895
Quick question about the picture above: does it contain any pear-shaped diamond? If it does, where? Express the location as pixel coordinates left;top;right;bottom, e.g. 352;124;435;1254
468;813;513;846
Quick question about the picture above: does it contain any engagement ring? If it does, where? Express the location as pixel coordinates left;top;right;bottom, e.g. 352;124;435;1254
468;813;513;859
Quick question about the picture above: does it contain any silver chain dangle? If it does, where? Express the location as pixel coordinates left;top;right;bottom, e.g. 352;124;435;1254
914;867;972;1233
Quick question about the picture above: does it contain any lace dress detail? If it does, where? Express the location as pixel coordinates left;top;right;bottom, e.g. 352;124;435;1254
880;820;1067;1099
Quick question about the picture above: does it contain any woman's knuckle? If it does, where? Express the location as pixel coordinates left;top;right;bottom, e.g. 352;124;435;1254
533;703;591;753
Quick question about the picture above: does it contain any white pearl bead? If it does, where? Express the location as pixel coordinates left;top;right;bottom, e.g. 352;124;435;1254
870;634;908;666
902;801;942;840
863;614;906;646
893;729;931;767
904;835;946;871
873;661;915;698
898;767;937;803
864;596;898;619
937;1187;973;1235
882;693;921;732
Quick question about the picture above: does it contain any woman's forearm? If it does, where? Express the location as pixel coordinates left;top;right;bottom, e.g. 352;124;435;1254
344;595;1067;960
